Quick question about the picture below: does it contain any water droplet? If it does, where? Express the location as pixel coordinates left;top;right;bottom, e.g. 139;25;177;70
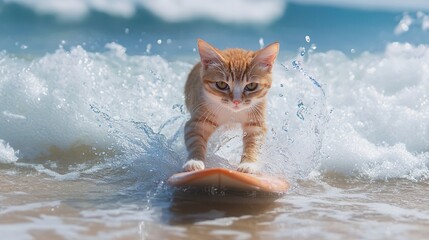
279;93;284;97
282;121;288;132
259;38;264;49
172;104;185;114
193;48;196;52
146;44;152;54
350;48;356;54
280;63;289;71
125;28;129;34
292;60;300;69
280;84;284;87
20;45;28;50
157;39;162;45
300;47;306;56
166;39;172;44
305;35;311;43
296;100;306;120
310;43;317;50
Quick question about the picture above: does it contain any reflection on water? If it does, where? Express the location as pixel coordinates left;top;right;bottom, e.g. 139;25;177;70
166;189;283;225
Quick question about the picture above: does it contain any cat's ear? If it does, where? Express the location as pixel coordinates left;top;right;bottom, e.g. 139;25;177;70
197;39;225;69
252;42;279;72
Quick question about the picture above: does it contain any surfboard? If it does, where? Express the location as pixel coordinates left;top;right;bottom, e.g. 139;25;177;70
168;168;289;194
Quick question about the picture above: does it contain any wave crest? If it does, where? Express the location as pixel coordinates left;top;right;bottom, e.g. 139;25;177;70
5;0;286;24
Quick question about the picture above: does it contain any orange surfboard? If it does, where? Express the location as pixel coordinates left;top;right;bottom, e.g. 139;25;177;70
168;168;289;193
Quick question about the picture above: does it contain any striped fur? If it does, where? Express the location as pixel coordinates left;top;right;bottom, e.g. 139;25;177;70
183;39;279;173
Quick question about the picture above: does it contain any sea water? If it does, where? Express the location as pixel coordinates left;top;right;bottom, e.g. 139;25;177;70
0;1;429;239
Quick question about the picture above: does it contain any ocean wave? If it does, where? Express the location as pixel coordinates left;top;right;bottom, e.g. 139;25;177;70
294;0;429;12
4;0;429;25
0;42;428;181
4;0;286;24
313;42;429;180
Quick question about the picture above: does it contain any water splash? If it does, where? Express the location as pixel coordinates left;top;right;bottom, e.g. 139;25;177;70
394;11;429;35
296;100;307;120
394;12;413;35
291;60;325;96
1;42;428;183
259;38;265;49
300;47;306;56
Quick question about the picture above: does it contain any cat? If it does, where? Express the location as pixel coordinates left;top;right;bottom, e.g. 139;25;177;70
183;39;279;173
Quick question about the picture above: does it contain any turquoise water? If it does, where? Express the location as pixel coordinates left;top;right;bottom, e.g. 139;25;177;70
0;1;429;239
1;2;428;56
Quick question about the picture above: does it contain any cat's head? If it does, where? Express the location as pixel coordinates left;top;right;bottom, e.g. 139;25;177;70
197;39;279;112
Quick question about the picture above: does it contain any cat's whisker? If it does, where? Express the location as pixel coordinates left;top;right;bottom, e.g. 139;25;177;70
252;106;264;121
252;108;261;123
249;105;264;124
191;102;209;114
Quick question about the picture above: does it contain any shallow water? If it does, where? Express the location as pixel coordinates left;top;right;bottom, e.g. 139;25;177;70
1;1;429;239
2;168;429;239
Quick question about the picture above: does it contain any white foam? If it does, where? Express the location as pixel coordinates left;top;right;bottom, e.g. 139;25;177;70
0;44;188;160
105;42;127;60
0;139;19;163
0;42;428;181
5;0;90;20
5;0;135;20
304;42;429;180
5;0;285;24
140;0;285;24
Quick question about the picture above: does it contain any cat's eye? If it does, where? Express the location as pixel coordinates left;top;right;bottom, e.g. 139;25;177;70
245;83;258;91
216;81;229;90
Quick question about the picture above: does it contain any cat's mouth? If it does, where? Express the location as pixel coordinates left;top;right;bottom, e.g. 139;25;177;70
230;104;249;112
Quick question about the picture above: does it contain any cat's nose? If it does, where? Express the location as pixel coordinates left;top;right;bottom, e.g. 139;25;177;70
233;100;241;106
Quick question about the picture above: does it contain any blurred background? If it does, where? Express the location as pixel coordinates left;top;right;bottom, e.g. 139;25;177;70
1;0;429;58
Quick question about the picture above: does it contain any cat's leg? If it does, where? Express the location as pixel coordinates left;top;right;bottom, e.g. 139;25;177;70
237;123;266;173
183;118;217;172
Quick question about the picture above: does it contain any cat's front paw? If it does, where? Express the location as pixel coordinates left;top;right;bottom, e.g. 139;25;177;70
237;162;259;174
182;159;205;172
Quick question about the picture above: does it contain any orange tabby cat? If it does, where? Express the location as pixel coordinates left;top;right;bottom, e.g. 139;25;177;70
183;39;279;173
